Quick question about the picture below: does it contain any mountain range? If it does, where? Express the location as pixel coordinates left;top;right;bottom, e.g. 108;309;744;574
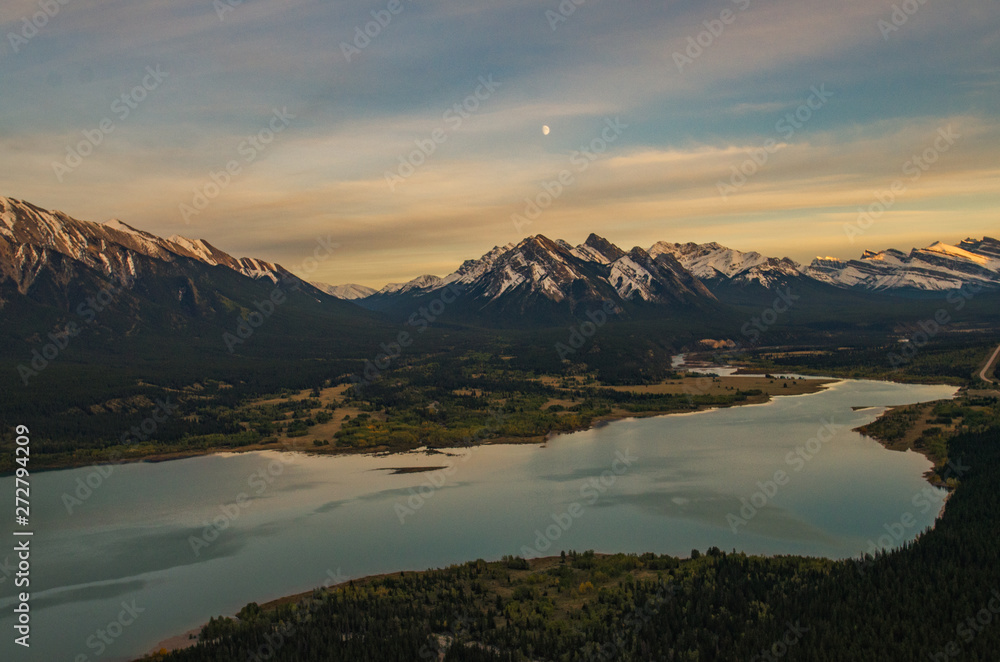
327;233;1000;310
2;195;998;337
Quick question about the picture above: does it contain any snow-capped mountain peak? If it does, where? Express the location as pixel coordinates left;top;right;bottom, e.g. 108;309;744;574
569;233;626;264
471;234;590;303
167;235;227;265
805;237;1000;291
310;282;377;300
361;233;717;316
648;240;800;286
377;274;444;296
0;196;292;291
920;241;996;267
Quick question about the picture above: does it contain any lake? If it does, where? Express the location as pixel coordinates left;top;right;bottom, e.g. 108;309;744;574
0;379;956;661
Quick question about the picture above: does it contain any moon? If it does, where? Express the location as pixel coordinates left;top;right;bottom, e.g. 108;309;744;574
542;125;550;136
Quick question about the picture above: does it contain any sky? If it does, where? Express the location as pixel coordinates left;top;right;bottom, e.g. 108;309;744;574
1;0;998;288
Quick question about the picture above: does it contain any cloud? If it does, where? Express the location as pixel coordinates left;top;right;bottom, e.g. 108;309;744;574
0;0;997;286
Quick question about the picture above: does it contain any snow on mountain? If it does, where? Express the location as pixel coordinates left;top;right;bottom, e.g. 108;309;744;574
805;238;1000;291
648;241;801;286
376;274;444;296
362;234;715;312
606;252;657;300
568;233;626;265
233;257;285;282
439;243;516;288
959;236;1000;260
164;235;287;282
310;282;377;300
166;235;236;267
0;196;291;292
467;235;595;303
6;194;995;313
646;236;1000;292
432;234;710;306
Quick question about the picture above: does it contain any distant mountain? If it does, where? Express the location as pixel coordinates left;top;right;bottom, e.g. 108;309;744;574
0;196;300;293
359;233;719;324
374;274;446;296
805;238;1000;292
5;193;997;343
648;241;803;288
310;282;376;300
640;237;1000;294
351;233;1000;328
0;196;379;361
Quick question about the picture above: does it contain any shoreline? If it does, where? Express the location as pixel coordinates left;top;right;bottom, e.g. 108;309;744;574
13;374;839;476
853;403;945;484
136;555;572;658
851;389;968;485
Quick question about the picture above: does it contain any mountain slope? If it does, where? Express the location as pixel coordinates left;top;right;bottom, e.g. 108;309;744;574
357;233;720;325
805;238;1000;291
648;241;803;288
310;282;377;300
0;197;303;294
0;196;383;364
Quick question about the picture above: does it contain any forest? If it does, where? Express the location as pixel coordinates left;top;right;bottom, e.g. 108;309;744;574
0;347;764;472
2;315;993;473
